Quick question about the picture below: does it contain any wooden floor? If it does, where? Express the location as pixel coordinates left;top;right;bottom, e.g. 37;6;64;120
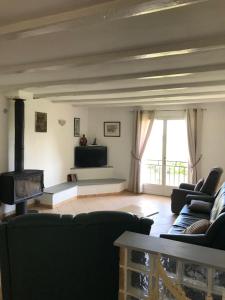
35;191;175;236
0;192;175;300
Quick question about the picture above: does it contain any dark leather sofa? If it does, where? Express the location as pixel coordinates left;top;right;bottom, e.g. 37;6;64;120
161;183;225;250
171;167;223;214
0;211;153;300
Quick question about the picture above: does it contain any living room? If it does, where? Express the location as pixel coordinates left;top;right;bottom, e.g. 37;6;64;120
1;97;225;198
1;98;225;186
0;0;225;299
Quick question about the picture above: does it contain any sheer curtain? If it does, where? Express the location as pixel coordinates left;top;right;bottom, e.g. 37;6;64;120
129;110;155;193
186;108;203;183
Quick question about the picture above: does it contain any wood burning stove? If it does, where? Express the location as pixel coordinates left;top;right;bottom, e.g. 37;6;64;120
0;99;44;215
0;170;43;204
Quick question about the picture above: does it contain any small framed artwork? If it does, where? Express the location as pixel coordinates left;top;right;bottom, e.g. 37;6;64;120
104;121;121;137
74;118;80;137
35;112;47;132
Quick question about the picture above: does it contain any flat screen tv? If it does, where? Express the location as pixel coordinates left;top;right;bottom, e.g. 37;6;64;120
75;146;107;168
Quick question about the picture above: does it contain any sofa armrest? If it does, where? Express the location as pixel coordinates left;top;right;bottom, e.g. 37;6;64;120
160;233;209;247
179;183;195;190
172;189;205;199
186;194;215;205
171;189;206;214
207;212;225;239
140;217;154;235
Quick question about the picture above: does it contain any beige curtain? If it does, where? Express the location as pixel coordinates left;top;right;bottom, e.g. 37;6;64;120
129;110;155;193
186;108;203;183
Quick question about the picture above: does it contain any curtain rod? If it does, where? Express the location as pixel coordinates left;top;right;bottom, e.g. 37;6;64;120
155;108;206;112
130;108;207;112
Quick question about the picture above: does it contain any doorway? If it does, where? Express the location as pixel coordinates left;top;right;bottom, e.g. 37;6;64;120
142;114;189;196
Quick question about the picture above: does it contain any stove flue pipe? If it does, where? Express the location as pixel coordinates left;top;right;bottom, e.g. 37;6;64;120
14;99;25;173
14;99;26;215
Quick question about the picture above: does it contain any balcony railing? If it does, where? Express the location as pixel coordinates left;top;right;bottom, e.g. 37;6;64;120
143;160;188;186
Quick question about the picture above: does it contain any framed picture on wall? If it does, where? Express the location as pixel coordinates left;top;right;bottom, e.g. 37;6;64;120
104;122;121;137
74;118;80;137
35;112;47;132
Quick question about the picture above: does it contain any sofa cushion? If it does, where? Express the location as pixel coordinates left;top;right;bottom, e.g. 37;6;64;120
168;225;186;235
210;185;225;222
189;200;213;213
183;219;211;234
180;205;210;220
194;178;204;191
173;214;203;229
167;210;209;235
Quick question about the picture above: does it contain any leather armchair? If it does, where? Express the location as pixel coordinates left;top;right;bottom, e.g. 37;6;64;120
160;212;225;250
0;211;153;300
171;167;223;214
162;183;225;250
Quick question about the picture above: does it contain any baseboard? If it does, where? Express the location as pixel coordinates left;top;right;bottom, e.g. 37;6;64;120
39;196;77;209
77;190;126;198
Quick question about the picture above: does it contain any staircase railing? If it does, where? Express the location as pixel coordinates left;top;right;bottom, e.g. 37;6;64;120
115;232;225;300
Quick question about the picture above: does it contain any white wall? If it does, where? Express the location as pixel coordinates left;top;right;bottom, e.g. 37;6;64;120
6;100;225;193
201;103;225;183
23;100;88;187
8;102;132;188
87;107;132;182
0;94;9;172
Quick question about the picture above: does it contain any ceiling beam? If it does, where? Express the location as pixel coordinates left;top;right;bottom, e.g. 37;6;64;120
34;80;225;99
52;93;225;105
51;90;225;103
1;34;225;75
2;62;225;90
0;0;207;39
71;97;225;107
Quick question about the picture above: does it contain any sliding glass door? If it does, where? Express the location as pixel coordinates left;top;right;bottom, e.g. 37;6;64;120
142;115;189;196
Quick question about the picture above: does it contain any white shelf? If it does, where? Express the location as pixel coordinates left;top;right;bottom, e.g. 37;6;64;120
71;165;113;170
70;166;115;180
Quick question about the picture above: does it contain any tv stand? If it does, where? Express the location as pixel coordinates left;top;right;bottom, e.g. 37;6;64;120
72;165;113;169
70;166;114;180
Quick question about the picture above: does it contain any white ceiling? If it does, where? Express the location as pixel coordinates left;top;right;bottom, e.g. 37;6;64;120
1;0;225;107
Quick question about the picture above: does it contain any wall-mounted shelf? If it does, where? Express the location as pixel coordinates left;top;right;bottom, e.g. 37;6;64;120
70;166;114;180
71;165;113;170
